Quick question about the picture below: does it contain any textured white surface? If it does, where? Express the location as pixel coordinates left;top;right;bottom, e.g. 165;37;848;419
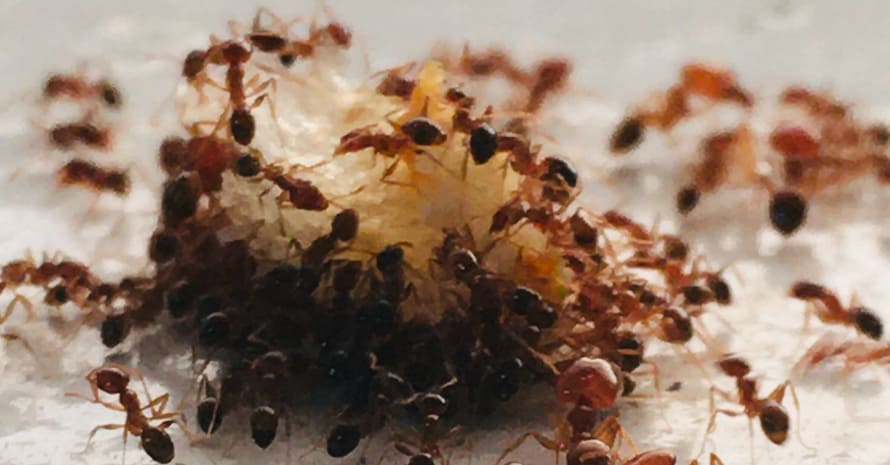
1;1;890;465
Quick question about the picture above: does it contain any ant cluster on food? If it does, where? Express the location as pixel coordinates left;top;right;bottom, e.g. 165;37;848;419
0;8;887;465
609;62;890;236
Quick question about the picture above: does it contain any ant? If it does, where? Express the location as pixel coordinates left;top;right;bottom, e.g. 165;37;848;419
48;120;113;151
701;354;811;462
375;62;417;100
57;159;130;195
184;39;280;147
610;62;753;155
789;281;883;340
793;332;890;377
41;71;122;109
67;365;194;464
239;7;352;67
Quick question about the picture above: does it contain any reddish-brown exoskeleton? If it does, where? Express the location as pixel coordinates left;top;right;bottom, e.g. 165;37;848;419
67;365;194;464
789;281;883;340
57;159;130;195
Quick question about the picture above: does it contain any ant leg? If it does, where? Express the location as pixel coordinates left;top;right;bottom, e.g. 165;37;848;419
494;431;560;465
82;423;125;452
593;415;638;455
768;380;816;451
65;391;127;411
0;294;35;325
698;386;742;458
244;77;286;146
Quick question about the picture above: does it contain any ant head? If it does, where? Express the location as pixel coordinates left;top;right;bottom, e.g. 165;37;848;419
759;399;790;445
141;426;175;464
716;353;750;378
849;306;883;340
94;367;130;394
325;22;352;47
769;190;807;235
182;50;207;79
149;230;180;264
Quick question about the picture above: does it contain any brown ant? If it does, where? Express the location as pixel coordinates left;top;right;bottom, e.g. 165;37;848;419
236;7;352;67
701;354;811;461
40;70;122;109
789;281;883;340
48;120;113;151
67;365;193;464
57;159;130;195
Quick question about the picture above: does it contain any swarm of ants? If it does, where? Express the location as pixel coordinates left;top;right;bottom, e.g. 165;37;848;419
609;62;890;236
0;8;887;465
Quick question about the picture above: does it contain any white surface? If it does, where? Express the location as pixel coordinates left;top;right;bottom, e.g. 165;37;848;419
1;1;890;465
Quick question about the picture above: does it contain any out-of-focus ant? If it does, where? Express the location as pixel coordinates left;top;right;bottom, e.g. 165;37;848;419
57;159;130;195
48;120;113;151
67;365;194;464
235;7;352;67
610;62;753;154
789;281;883;340
42;72;123;109
793;332;890;377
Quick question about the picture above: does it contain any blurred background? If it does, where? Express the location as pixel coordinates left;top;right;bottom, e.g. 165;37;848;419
1;1;889;464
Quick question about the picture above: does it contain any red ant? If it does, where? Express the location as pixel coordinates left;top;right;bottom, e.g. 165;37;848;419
701;354;811;462
67;365;194;464
57;159;130;195
789;281;883;340
232;8;352;67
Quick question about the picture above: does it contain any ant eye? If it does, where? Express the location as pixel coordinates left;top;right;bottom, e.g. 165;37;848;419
769;190;807;235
